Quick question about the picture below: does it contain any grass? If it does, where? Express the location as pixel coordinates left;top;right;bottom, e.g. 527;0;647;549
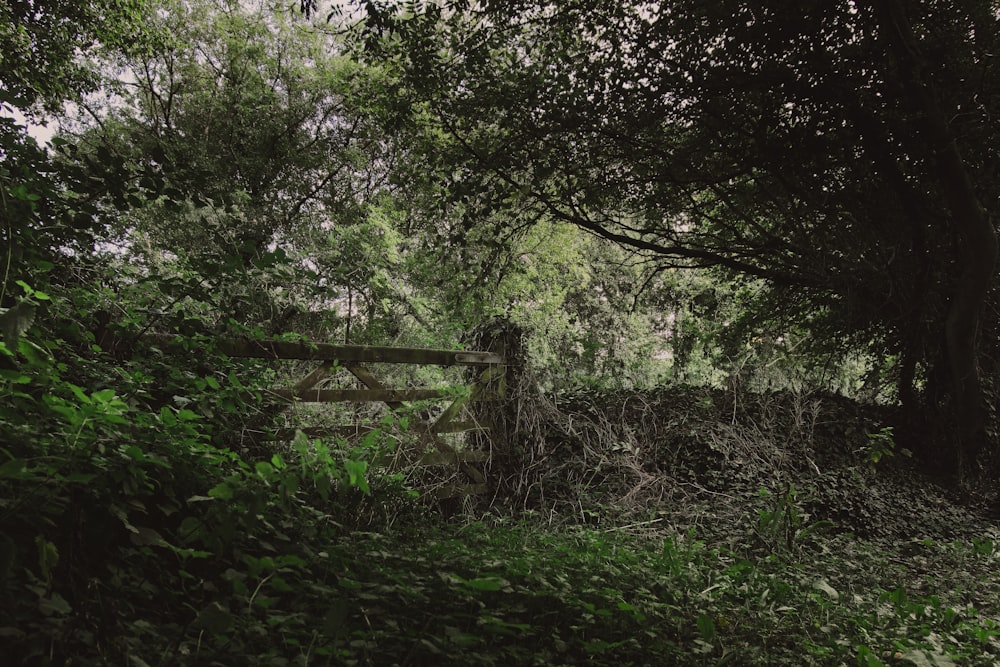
118;497;998;666
10;477;1000;666
296;513;1000;666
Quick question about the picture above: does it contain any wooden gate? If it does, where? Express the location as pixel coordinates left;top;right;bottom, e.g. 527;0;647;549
146;335;504;499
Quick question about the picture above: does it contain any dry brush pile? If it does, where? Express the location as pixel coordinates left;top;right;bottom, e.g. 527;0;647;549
466;338;994;542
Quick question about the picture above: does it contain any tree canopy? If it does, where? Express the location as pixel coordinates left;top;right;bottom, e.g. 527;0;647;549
347;0;1000;475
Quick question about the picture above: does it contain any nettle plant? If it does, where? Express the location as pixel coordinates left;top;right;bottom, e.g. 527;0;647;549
750;484;833;557
863;426;900;465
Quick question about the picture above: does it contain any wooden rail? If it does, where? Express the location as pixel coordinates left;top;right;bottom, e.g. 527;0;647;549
143;334;503;366
262;388;491;403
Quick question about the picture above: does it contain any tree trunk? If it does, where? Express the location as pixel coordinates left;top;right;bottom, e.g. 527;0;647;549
870;0;998;477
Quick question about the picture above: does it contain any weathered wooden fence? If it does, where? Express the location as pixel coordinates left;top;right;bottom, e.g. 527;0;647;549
146;334;505;499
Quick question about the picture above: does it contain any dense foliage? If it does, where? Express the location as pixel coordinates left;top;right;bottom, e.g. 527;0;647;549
348;0;1000;477
1;0;999;664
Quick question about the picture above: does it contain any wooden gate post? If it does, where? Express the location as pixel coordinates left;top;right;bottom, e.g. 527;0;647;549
466;318;528;495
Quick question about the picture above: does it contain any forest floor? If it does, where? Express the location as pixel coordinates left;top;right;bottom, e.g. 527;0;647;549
303;386;1000;666
7;386;1000;666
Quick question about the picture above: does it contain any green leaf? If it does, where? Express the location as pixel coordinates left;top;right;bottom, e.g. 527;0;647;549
344;459;370;495
91;388;117;402
462;576;508;592
0;301;36;347
129;654;153;667
321;599;350;637
0;458;28;479
38;593;72;616
178;516;206;544
696;613;716;642
856;645;886;667
292;430;311;453
66;383;91;404
130;527;165;547
35;536;59;584
207;482;234;500
193;602;233;633
159;407;176;426
360;428;383;450
123;445;145;460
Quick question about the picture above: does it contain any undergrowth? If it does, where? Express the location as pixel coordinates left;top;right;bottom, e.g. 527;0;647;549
3;303;1000;665
5;447;1000;666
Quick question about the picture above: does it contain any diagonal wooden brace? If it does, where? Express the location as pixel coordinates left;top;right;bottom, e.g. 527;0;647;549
344;364;485;485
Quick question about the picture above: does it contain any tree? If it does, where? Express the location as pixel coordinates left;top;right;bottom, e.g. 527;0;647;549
1;0;150;113
345;0;1000;479
60;0;399;334
1;0;155;298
